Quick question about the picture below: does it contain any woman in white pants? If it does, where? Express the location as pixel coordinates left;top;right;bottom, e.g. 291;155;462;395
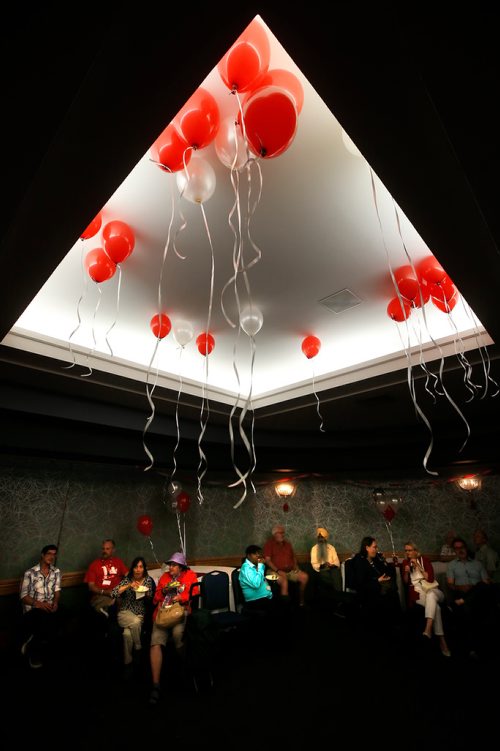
402;542;451;657
111;557;155;668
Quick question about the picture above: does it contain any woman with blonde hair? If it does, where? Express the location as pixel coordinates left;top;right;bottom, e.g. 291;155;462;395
402;541;451;657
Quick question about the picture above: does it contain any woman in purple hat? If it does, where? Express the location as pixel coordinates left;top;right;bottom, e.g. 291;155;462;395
149;552;199;704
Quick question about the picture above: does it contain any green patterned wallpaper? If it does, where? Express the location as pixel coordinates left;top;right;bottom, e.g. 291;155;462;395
1;455;498;580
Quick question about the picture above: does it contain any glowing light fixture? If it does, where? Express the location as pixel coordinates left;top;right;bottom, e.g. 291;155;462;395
275;482;295;499
456;475;481;491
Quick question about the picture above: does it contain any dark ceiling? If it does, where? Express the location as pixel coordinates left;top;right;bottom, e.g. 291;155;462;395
1;3;500;481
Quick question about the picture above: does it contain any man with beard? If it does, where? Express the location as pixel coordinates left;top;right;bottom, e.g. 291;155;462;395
311;527;340;582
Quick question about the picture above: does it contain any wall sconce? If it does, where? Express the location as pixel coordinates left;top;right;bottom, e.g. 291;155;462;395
275;482;296;499
456;475;481;492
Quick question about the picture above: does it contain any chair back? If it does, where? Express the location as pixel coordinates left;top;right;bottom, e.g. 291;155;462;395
200;570;231;612
343;557;357;592
231;567;245;613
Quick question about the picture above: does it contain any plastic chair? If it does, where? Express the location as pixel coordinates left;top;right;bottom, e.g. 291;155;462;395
200;570;247;630
231;567;246;613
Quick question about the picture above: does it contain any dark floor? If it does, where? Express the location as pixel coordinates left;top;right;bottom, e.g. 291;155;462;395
2;598;499;749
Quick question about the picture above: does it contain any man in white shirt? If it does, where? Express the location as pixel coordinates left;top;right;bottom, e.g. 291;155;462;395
310;527;344;607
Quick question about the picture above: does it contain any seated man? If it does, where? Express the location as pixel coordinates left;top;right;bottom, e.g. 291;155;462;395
84;538;127;616
310;526;341;588
446;536;496;655
263;524;308;606
472;529;499;583
239;545;273;613
20;544;62;668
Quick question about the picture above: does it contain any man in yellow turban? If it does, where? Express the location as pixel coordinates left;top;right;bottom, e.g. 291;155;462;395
311;528;340;572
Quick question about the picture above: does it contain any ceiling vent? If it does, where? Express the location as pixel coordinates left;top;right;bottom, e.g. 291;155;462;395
319;288;362;314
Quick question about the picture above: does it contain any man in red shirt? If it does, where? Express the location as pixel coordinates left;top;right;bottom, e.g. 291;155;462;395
263;525;308;606
84;539;127;616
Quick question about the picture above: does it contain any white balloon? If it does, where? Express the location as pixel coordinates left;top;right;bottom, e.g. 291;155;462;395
173;320;194;347
240;306;263;337
176;156;216;204
214;115;248;170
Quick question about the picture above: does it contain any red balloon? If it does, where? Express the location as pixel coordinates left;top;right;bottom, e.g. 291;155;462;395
301;335;321;359
411;282;430;308
428;275;456;302
416;256;447;285
382;505;396;523
175;88;220;150
196;332;215;356
387;296;411;322
102;220;135;264
394;265;420;301
137;514;153;536
84;248;117;283
432;290;459;313
242;86;298;159
218;18;270;93
80;212;102;240
151;123;192;173
176;491;191;514
250;68;304;114
150;313;171;340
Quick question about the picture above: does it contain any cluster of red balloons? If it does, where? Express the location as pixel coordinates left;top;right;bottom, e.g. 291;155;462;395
151;87;220;173
386;255;459;322
217;19;303;160
301;335;321;359
81;212;136;284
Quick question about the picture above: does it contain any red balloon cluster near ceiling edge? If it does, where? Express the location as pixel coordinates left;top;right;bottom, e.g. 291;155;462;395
81;212;136;284
387;255;459;322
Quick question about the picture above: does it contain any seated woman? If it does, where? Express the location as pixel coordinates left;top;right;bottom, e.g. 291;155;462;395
402;542;451;657
111;556;155;670
149;552;198;704
239;545;273;613
350;536;400;624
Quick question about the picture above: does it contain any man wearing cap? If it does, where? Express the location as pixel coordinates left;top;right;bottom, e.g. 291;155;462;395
149;552;199;705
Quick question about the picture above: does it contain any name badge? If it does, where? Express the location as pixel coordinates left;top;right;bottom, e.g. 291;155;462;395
102;579;111;586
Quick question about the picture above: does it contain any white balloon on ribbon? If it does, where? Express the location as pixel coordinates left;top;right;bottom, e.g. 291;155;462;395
240;306;263;337
173;320;194;348
176;156;216;204
215;115;248;170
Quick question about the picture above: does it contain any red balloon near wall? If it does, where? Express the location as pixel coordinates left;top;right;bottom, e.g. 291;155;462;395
411;283;430;308
102;220;135;264
394;265;420;301
387;296;411;322
432;290;459;313
428;275;456;302
250;68;304;114
151;123;192;173
382;505;396;523
81;212;102;240
416;256;447;285
84;248;117;283
196;332;215;356
150;313;171;340
218;18;270;93
301;335;321;359
176;88;220;150
176;491;191;514
137;514;153;536
242;86;298;159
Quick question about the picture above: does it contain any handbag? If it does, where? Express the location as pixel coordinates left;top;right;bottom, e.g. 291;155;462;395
421;579;439;592
155;601;184;628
